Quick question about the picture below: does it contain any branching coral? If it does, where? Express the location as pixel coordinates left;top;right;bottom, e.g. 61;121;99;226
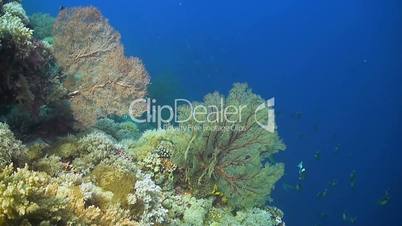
0;163;139;226
0;1;32;53
2;2;28;23
139;146;177;187
0;165;66;225
175;83;285;208
174;195;213;226
71;131;125;174
61;184;139;226
134;173;168;225
53;7;150;128
33;155;64;177
0;122;25;167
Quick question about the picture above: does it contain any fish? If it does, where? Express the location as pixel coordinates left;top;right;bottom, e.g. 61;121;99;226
342;211;357;224
314;151;321;160
282;183;303;192
298;171;307;181
349;170;357;189
295;183;303;192
329;179;338;188
297;161;307;180
334;144;341;153
342;212;347;221
316;188;328;199
377;190;390;206
282;183;292;191
297;161;304;172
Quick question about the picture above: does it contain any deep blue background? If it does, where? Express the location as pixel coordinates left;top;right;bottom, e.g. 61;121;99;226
25;0;402;225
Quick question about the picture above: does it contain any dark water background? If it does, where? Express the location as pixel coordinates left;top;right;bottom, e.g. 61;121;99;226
25;0;402;225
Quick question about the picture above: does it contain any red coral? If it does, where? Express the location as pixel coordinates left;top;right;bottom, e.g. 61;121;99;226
53;7;150;128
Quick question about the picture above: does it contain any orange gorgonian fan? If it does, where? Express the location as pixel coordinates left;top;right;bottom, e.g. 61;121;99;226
53;7;149;128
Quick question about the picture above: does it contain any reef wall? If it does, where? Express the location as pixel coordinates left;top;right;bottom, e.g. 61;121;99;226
0;2;286;225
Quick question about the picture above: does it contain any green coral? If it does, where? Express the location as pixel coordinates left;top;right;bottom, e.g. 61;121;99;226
128;129;172;161
24;140;48;162
29;13;55;40
33;155;64;177
181;196;212;226
0;122;25;167
52;139;78;159
207;207;280;226
71;131;120;174
95;118;140;141
91;163;136;205
129;128;189;162
175;83;285;208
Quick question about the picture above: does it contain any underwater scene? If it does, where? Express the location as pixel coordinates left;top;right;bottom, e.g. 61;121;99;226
0;0;401;225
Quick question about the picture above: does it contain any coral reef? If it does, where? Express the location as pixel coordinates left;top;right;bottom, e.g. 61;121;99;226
0;1;72;140
0;3;287;226
53;7;150;128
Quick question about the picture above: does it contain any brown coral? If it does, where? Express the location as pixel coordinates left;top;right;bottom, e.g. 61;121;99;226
53;7;150;128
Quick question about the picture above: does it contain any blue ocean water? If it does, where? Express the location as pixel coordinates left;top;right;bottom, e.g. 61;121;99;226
25;0;402;225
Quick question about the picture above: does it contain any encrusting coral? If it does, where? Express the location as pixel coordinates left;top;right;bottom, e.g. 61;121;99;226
0;3;287;226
